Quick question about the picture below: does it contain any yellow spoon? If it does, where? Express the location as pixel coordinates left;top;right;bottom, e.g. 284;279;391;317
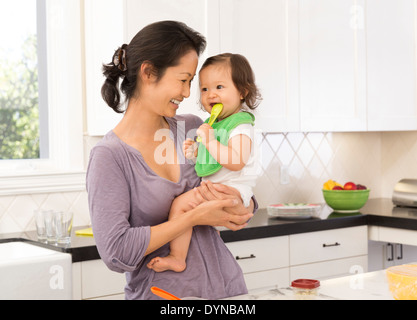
151;286;181;300
196;103;223;142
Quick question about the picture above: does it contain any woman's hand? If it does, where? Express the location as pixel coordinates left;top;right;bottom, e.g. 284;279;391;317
192;181;254;226
189;198;252;231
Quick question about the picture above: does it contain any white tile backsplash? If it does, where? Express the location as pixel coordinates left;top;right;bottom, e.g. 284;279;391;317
1;130;417;233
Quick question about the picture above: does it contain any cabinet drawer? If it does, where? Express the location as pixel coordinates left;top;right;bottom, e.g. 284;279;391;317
226;236;289;274
289;226;367;265
81;259;126;299
244;268;290;292
290;255;368;281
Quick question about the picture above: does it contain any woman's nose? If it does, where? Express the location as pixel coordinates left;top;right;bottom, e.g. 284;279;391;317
182;84;191;98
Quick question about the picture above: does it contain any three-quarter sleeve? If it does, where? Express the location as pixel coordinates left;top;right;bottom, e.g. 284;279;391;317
86;145;150;273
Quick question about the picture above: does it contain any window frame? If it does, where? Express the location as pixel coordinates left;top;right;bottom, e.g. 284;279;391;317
0;0;85;196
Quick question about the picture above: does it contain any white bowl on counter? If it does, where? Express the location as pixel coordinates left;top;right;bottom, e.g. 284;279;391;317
267;203;321;219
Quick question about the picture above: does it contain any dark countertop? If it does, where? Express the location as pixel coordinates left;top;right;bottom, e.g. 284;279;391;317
3;198;417;263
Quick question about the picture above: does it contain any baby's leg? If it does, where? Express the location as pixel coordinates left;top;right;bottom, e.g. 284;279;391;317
147;189;200;273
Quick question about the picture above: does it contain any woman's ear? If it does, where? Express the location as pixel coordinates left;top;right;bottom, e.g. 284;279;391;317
139;61;156;83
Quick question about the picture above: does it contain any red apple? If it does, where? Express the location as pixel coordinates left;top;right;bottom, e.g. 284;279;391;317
344;182;357;190
356;184;367;190
332;186;343;190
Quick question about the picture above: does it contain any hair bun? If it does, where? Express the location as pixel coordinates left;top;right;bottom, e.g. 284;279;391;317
113;45;128;72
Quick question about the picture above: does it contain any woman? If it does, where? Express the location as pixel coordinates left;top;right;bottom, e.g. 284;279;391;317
86;21;256;300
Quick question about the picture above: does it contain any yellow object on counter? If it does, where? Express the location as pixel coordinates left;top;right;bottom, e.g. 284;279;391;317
75;227;93;237
386;264;417;300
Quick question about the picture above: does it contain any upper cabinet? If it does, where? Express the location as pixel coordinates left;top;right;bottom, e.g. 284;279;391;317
84;0;124;136
123;0;217;121
298;0;367;132
218;0;300;133
366;0;417;131
84;0;417;135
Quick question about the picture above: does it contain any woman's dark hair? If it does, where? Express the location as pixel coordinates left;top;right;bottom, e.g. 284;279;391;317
101;21;207;113
200;53;261;110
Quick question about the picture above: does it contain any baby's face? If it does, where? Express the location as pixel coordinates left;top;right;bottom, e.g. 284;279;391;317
199;63;243;120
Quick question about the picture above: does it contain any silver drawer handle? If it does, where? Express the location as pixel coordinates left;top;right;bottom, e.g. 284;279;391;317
236;254;256;260
323;242;340;248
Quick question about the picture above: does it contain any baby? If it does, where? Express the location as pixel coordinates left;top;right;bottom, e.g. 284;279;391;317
147;53;261;273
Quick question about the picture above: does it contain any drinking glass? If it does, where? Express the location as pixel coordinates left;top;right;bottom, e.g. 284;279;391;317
44;210;57;244
34;209;47;241
55;211;73;245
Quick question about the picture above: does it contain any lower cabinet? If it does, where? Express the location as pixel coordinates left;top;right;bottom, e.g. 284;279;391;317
72;259;125;300
226;226;368;293
225;236;290;292
368;226;417;271
290;256;368;281
72;226;370;298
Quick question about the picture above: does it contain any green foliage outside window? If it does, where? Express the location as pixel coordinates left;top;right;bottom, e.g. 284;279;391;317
0;34;40;160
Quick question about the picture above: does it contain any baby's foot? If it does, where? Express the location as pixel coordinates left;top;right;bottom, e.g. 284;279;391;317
147;255;186;273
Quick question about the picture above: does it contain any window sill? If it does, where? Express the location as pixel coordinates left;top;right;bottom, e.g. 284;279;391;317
0;171;86;196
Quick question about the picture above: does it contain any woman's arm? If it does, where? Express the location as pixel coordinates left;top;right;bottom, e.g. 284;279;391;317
195;180;256;215
145;197;252;255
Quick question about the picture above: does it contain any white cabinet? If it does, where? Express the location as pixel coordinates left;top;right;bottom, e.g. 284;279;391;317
225;236;290;292
84;0;217;136
124;0;217;121
218;0;368;133
366;0;417;131
72;260;125;300
226;226;368;292
368;226;417;271
289;226;368;280
218;0;300;132
289;226;367;265
298;0;367;132
84;1;417;135
84;0;124;136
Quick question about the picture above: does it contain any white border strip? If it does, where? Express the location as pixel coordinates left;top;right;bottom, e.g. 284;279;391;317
0;172;86;196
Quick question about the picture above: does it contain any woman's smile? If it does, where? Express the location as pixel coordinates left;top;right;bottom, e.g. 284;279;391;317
170;99;181;109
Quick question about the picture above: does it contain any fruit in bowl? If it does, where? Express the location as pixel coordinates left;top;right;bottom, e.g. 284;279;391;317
322;180;370;213
343;182;357;190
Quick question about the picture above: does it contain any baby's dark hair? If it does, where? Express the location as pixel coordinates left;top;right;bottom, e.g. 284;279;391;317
101;21;206;113
199;53;261;110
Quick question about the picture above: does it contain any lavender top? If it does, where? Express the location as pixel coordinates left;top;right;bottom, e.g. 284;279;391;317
86;114;248;300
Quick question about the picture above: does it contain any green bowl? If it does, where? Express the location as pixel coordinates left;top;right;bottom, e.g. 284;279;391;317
322;189;370;213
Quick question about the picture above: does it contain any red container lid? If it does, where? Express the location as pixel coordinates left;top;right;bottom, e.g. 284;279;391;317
291;279;320;289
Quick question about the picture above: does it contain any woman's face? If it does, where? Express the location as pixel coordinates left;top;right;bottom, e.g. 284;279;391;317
147;50;199;118
199;63;243;120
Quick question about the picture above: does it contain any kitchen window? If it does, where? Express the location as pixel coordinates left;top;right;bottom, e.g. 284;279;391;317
0;0;48;161
0;0;85;195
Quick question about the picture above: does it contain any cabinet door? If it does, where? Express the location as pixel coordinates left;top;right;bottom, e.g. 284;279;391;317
80;259;126;299
298;0;367;132
225;236;289;273
366;0;417;131
219;0;300;132
244;268;290;293
290;256;368;281
125;0;216;120
84;0;125;136
289;226;368;266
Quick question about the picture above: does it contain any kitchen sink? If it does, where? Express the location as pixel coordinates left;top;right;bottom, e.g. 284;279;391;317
0;241;72;300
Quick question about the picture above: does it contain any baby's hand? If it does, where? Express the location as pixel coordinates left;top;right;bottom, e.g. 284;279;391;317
197;123;215;145
183;138;197;159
